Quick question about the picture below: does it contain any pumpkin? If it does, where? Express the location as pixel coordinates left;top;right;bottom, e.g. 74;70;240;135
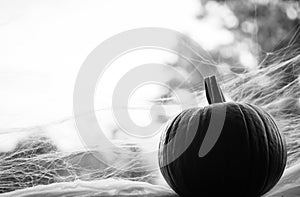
158;76;287;197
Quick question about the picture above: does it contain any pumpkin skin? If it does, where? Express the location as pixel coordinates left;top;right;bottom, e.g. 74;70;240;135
158;77;287;197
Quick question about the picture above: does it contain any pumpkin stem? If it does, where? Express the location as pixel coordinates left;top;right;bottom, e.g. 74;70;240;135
205;75;226;104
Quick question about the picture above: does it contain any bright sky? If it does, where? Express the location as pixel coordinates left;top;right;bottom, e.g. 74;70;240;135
0;0;207;129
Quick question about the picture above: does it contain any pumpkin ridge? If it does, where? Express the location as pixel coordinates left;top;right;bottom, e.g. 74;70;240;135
265;112;286;189
175;109;195;195
186;107;210;195
248;105;285;194
235;103;253;196
166;111;188;144
255;108;277;195
246;104;273;195
168;111;188;196
184;108;201;154
240;103;269;196
183;109;200;192
266;112;287;182
272;120;286;190
279;124;287;179
159;111;184;195
174;109;198;196
243;103;270;195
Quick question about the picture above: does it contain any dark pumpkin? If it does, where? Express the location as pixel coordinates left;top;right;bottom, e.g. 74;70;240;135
158;76;287;197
